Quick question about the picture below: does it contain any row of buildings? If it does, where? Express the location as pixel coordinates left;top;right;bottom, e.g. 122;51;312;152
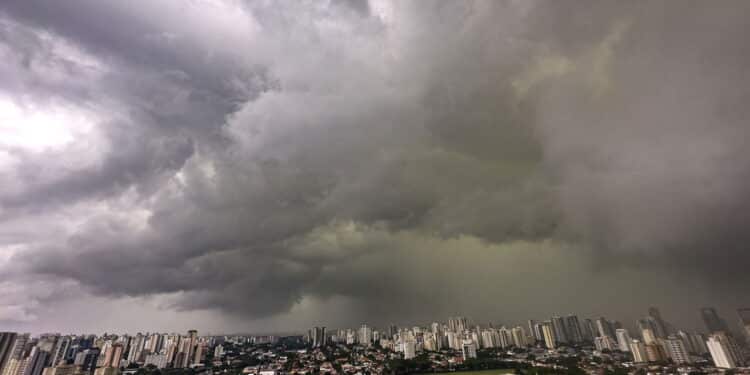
1;305;749;375
307;306;750;369
0;330;209;375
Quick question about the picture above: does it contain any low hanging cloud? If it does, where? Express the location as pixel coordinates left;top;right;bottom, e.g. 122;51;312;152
1;0;749;332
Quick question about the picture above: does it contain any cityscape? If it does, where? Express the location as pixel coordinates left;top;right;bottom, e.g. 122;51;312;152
3;1;750;375
1;306;749;375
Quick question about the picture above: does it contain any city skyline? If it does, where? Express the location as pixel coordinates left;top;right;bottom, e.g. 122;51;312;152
3;306;750;339
2;0;750;336
0;307;749;374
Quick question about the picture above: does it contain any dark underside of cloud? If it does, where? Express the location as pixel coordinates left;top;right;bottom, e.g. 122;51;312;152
0;0;749;331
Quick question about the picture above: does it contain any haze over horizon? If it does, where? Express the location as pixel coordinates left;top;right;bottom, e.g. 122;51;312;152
1;0;750;335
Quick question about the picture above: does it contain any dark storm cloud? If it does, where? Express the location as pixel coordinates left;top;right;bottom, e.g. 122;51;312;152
528;1;750;283
1;0;749;330
0;6;274;215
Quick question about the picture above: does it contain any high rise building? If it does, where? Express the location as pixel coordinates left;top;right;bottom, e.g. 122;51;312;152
172;352;185;370
511;327;527;347
448;317;467;333
676;331;694;354
446;331;458;350
8;335;29;362
636;319;652;334
629;340;647;363
358;325;372;346
614;329;631;352
23;347;48;375
461;340;477;360
431;328;444;351
470;330;480;349
144;354;169;369
0;333;17;372
185;330;198;368
564;315;583;344
126;334;144;364
664;336;691;364
582;319;596;342
144;334;157;354
707;333;740;369
423;333;437;351
49;337;70;367
74;349;99;373
102;344;123;368
541;322;556;350
1;357;24;375
430;323;440;337
495;327;509;348
192;343;204;366
170;331;197;369
402;341;416;359
593;336;617;351
644;343;667;363
164;337;177;365
1;334;32;375
550;317;568;344
701;307;730;335
480;331;494;349
688;332;709;355
595;318;615;340
309;327;326;348
647;307;669;338
389;325;398;339
36;335;58;361
531;322;544;343
640;326;657;345
527;321;537;342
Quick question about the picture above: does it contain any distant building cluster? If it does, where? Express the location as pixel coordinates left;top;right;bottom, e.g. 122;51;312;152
0;330;212;375
307;306;750;371
314;318;528;362
1;306;750;375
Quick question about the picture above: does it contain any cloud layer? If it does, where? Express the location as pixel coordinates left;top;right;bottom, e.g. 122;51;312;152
1;0;749;333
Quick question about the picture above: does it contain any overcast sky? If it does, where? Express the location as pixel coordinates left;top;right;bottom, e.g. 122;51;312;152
1;0;749;335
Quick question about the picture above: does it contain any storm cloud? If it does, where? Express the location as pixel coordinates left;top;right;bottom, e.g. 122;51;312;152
1;0;749;333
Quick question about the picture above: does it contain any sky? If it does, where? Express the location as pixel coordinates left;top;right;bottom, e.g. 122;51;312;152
0;0;749;335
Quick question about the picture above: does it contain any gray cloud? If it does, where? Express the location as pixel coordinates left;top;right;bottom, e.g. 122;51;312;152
0;0;749;332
